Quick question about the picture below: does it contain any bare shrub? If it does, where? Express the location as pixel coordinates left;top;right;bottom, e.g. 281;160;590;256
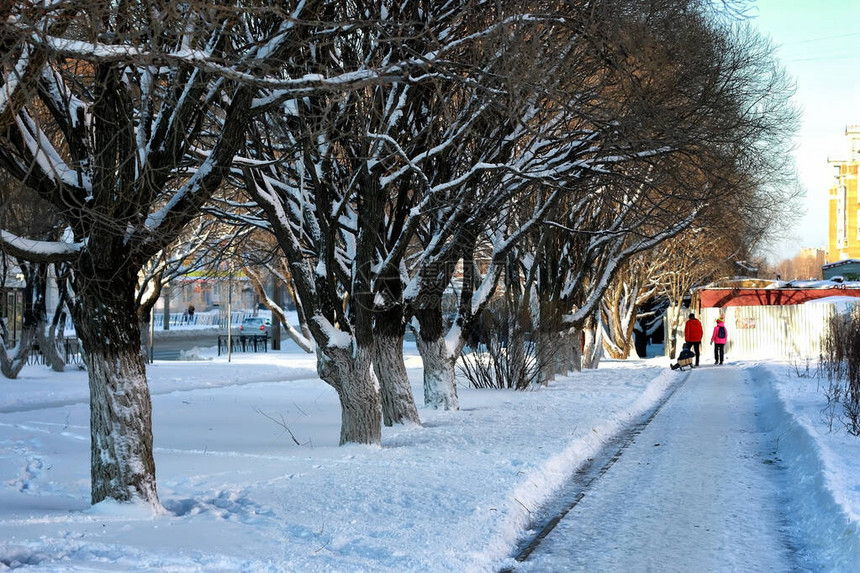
820;307;860;435
458;304;541;390
792;356;820;379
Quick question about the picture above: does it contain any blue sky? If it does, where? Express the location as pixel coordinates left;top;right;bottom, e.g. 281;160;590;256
749;0;860;261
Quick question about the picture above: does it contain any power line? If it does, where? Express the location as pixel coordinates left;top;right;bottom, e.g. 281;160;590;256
781;31;860;45
784;54;860;63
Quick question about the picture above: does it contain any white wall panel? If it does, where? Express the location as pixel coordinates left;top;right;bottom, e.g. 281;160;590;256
696;305;835;361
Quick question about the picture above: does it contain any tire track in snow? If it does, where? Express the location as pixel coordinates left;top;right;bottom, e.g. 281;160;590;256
506;365;802;572
502;369;689;568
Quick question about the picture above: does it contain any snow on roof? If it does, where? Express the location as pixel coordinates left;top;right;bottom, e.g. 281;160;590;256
699;277;860;290
698;277;778;289
783;279;860;289
803;296;860;313
822;258;860;269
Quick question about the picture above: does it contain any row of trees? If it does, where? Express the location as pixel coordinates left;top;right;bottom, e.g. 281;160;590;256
0;0;798;509
774;249;826;281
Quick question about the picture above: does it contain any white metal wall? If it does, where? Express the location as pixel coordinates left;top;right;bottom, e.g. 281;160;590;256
696;305;835;362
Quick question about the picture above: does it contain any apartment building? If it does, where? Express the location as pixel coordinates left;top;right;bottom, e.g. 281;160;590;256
828;125;860;262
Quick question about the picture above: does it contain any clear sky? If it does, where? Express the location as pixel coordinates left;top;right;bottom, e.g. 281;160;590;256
748;0;860;261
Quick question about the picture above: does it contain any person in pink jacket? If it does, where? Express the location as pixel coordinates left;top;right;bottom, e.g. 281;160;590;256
710;318;728;365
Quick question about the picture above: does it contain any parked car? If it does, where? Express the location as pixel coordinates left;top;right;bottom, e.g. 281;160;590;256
238;316;270;337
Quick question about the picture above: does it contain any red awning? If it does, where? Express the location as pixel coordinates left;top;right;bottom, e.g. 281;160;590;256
698;288;860;308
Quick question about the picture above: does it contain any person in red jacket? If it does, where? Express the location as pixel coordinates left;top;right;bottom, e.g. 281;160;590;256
683;313;703;367
711;317;728;365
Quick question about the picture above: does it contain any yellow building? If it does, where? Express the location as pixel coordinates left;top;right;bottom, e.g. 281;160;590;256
827;125;860;263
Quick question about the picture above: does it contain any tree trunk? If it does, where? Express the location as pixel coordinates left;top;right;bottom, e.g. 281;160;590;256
41;321;67;372
139;317;152;363
0;261;38;378
412;304;459;410
31;261;68;372
633;322;648;357
570;327;583;373
600;288;642;360
508;317;528;389
535;326;556;385
601;309;629;359
535;300;560;385
371;261;419;425
318;346;382;445
46;262;73;372
373;330;420;426
556;329;577;374
555;329;572;374
35;312;65;372
162;281;170;331
666;304;684;359
504;262;530;389
582;312;603;369
72;267;160;507
415;332;459;410
31;262;65;371
0;325;35;378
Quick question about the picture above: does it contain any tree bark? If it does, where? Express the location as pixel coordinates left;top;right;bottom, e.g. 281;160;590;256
370;258;420;425
46;262;73;371
554;329;576;374
666;304;684;359
71;265;159;507
318;346;382;445
0;261;38;379
508;317;528;389
582;312;603;369
0;326;35;378
570;327;583;373
415;333;459;410
535;326;556;385
413;307;459;410
535;300;561;385
33;262;66;371
373;327;420;426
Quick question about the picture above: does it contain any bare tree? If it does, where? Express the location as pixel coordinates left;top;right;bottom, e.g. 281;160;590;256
236;0;486;443
0;2;412;505
523;0;799;373
601;253;663;360
0;172;64;374
0;257;37;377
237;231;315;353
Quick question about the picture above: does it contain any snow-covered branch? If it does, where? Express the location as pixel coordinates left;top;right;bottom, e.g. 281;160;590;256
0;230;83;263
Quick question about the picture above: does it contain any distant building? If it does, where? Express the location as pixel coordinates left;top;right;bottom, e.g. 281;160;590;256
827;125;860;263
800;247;825;267
1;269;25;345
798;247;825;280
822;258;860;281
153;272;258;316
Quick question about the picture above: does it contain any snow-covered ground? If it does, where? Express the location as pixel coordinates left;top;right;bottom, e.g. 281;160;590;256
1;343;859;571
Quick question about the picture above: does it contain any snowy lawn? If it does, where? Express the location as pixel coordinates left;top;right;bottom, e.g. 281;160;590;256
1;346;859;571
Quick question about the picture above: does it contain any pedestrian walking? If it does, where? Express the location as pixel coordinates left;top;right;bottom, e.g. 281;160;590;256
683;313;703;367
710;317;728;365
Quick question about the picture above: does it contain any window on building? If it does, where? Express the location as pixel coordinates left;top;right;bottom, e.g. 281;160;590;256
857;209;860;240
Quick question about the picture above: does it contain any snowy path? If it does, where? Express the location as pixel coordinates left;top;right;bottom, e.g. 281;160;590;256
513;365;800;572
